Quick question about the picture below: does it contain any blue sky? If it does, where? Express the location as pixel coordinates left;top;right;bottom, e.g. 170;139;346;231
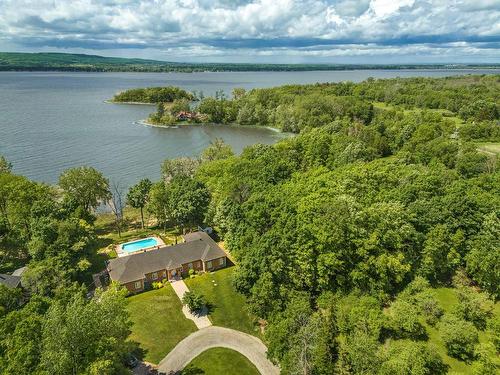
0;0;499;64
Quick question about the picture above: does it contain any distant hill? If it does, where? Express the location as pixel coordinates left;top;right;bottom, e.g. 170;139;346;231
0;52;498;72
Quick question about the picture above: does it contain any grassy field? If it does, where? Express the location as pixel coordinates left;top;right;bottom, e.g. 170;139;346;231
421;287;499;374
182;348;260;375
127;286;197;364
185;267;260;336
372;101;464;126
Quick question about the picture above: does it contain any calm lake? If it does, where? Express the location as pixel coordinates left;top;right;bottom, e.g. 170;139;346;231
1;69;498;188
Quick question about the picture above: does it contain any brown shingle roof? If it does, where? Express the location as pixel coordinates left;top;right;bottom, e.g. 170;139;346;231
107;232;226;284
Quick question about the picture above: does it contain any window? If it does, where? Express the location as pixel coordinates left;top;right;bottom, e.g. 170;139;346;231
219;258;225;266
134;281;142;290
188;263;193;269
207;261;212;269
163;271;167;278
152;272;158;280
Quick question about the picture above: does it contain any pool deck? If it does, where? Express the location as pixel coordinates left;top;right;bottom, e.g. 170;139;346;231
116;236;166;258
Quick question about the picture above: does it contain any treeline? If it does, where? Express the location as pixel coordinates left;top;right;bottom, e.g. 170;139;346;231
145;75;500;134
112;86;193;103
2;52;499;72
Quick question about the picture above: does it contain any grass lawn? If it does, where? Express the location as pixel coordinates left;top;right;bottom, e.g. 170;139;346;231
185;267;260;336
127;286;197;364
422;287;499;374
182;348;259;375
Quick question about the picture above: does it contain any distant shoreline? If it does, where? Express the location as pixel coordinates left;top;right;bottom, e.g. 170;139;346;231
3;67;500;74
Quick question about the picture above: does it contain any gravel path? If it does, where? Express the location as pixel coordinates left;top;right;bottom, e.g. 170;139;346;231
158;326;279;375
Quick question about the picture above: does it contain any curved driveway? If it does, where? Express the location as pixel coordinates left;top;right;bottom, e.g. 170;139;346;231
158;326;280;375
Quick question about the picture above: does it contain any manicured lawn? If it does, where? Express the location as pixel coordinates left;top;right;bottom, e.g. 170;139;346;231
127;286;197;364
183;348;259;375
185;267;259;336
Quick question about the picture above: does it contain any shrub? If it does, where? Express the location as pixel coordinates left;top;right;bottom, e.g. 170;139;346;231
471;343;499;375
188;269;195;278
454;287;493;330
182;291;206;313
417;292;444;326
388;300;426;339
379;340;447;375
439;314;479;361
151;281;163;289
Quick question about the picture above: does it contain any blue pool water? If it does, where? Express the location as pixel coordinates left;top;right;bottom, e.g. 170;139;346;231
122;238;158;253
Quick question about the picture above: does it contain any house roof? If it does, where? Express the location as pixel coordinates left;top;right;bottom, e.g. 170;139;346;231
12;266;26;277
107;231;226;284
0;274;21;289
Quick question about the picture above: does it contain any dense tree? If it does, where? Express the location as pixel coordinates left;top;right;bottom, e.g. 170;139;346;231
40;284;130;375
127;178;152;229
466;212;500;298
167;176;210;229
201;138;234;162
58;166;111;213
378;340;447;375
161;157;201;183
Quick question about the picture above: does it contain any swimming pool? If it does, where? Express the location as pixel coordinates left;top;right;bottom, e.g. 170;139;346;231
121;237;158;253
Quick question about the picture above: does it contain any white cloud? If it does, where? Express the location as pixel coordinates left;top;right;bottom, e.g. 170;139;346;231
0;0;498;63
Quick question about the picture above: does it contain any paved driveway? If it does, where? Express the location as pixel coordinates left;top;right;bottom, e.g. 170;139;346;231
158;326;280;375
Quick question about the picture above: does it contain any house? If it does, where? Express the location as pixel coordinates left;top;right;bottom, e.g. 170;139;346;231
0;266;26;289
0;274;21;289
106;231;227;293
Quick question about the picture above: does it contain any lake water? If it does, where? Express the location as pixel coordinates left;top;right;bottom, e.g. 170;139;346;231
1;69;498;188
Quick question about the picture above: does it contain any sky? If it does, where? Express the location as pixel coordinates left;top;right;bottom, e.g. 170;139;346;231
0;0;499;64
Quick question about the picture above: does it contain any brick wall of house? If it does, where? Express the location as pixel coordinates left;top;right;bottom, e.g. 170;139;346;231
204;256;226;272
124;279;144;293
144;269;168;282
181;260;204;274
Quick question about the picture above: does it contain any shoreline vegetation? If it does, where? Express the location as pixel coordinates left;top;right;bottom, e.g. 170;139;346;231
1;52;500;72
112;75;500;136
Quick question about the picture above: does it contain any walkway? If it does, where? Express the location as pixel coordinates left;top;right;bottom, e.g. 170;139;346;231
158;326;280;375
170;279;212;329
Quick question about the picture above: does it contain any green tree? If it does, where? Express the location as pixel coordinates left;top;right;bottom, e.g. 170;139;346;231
378;340;447;375
167;176;210;230
454;287;494;330
439;314;479;361
40;284;130;375
182;291;206;313
147;182;170;231
420;224;461;282
58;167;111;213
471;342;499;375
466;213;500;298
0;155;12;174
127;178;152;229
161;157;201;183
201;138;234;162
